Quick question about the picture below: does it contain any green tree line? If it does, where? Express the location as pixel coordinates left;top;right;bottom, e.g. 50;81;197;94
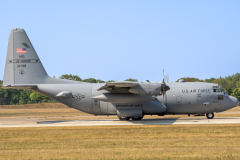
1;73;240;105
0;79;53;105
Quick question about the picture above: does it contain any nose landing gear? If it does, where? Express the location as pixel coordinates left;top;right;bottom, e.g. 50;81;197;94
206;112;214;119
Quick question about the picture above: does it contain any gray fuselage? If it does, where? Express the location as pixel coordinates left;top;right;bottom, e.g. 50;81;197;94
35;81;238;116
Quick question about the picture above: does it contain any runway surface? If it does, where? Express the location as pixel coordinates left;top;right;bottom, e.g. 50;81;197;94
1;117;240;128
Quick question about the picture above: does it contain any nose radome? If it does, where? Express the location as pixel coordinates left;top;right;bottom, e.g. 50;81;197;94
229;96;239;108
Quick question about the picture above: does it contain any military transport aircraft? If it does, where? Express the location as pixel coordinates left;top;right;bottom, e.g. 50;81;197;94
1;28;239;120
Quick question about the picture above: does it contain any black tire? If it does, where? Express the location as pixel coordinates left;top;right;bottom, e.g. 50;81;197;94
206;112;214;119
118;116;130;121
132;117;143;120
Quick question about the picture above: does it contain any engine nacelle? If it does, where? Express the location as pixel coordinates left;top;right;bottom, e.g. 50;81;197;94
129;83;162;95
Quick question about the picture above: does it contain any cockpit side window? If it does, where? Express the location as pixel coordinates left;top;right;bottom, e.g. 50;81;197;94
213;86;228;95
213;86;221;93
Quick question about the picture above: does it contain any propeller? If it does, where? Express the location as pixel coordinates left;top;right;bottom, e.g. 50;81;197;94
161;70;170;106
165;74;169;83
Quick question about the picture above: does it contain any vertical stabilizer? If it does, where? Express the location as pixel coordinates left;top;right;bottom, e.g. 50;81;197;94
3;28;48;85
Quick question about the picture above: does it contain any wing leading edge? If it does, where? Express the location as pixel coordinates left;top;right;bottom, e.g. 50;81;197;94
97;81;170;96
97;81;139;91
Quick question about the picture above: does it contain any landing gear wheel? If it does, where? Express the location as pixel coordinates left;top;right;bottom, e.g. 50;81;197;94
206;112;214;119
118;116;130;121
132;117;143;120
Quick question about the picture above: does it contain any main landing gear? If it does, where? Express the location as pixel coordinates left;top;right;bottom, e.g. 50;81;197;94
117;116;143;121
132;117;143;120
206;112;214;119
117;116;130;120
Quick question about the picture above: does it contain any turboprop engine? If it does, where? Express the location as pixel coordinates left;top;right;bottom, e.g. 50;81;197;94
128;82;170;95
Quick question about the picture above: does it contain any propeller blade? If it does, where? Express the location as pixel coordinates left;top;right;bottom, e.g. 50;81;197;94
163;83;165;104
163;69;165;84
162;69;165;104
166;74;169;83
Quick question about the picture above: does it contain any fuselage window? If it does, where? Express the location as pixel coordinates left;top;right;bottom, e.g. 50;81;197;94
218;95;223;100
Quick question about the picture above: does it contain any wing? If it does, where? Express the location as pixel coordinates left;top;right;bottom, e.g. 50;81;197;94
97;81;139;93
97;81;170;95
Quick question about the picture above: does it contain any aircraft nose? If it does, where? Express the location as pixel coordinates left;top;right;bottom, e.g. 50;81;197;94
228;96;239;109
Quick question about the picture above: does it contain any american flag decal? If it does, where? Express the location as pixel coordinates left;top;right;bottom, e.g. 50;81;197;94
17;48;26;54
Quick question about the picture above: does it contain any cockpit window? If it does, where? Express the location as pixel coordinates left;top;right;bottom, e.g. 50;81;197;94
213;86;221;92
213;86;228;95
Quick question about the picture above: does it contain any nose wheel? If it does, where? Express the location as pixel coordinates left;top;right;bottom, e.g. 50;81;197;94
206;112;214;119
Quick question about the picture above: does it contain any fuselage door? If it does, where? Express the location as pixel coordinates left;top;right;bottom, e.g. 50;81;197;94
176;96;182;107
93;99;100;113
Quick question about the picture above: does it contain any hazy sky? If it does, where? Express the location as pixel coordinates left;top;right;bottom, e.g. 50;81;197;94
0;0;240;82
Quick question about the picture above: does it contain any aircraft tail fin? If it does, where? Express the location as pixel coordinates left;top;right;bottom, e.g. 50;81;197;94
3;28;48;85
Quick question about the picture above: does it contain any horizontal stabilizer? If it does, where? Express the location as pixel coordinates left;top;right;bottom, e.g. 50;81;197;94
2;84;37;90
